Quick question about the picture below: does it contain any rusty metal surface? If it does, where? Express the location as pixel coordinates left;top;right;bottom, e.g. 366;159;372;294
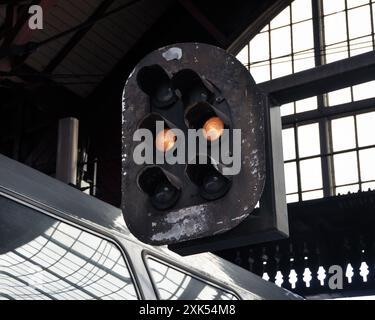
122;43;266;245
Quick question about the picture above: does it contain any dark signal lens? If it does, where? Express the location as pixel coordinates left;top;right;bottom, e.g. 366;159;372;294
151;182;180;211
200;171;231;200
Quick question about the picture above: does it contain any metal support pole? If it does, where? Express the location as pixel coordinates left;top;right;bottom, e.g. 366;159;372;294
56;118;79;185
92;158;98;197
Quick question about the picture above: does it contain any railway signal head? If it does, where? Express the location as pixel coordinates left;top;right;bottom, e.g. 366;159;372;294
122;43;266;245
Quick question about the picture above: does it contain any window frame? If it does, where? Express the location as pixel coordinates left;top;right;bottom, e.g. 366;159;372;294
235;0;375;203
0;190;143;300
328;110;375;194
142;250;241;301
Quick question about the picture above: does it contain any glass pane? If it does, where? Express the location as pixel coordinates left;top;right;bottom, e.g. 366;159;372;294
287;194;299;203
147;259;238;300
324;12;347;46
292;0;312;23
349;36;373;57
271;56;293;78
271;7;291;29
298;123;321;157
359;148;375;181
271;26;292;58
336;184;360;195
331;116;356;152
250;32;269;63
334;152;359;185
362;182;375;191
294;53;315;73
348;6;372;39
323;0;345;15
325;43;349;63
300;158;323;191
236;45;249;65
295;96;318;113
292;20;314;52
327;87;352;106
281;102;295;116
347;0;370;9
0;197;138;300
356;112;375;147
284;162;298;194
250;63;270;83
282;128;296;161
353;81;375;101
302;190;324;201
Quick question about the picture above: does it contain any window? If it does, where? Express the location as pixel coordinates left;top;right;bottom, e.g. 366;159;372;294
0;196;138;300
330;112;375;194
237;0;375;202
146;257;238;300
243;0;315;84
282;122;323;202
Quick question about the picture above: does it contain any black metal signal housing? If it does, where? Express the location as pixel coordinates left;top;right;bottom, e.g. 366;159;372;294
122;43;266;245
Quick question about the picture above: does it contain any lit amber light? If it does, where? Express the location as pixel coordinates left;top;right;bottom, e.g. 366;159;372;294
155;129;177;152
203;117;224;141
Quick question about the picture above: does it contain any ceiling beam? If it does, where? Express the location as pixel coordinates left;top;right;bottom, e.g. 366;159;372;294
44;0;116;73
1;0;59;46
19;64;84;108
0;0;57;73
1;0;40;48
178;0;229;47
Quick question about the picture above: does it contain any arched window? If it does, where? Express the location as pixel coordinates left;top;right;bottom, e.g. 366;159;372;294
237;0;375;202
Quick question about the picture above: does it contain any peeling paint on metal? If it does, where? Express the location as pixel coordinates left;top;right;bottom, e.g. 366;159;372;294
151;205;208;242
162;47;182;61
231;214;247;222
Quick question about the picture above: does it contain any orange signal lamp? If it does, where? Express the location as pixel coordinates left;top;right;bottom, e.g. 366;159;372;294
203;117;224;141
155;129;177;152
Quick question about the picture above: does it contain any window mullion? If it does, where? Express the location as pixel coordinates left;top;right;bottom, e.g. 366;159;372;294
294;124;303;201
354;116;363;191
312;0;334;197
369;0;375;49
